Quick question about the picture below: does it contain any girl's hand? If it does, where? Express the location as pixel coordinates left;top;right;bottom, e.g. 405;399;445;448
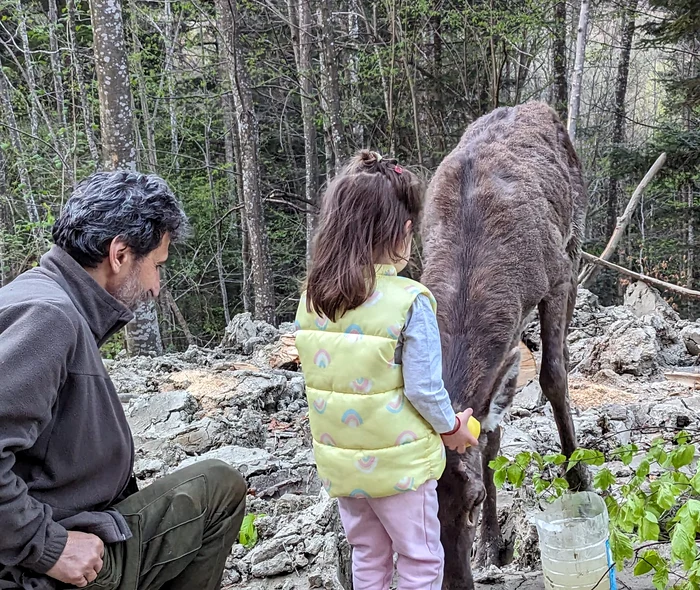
441;408;479;453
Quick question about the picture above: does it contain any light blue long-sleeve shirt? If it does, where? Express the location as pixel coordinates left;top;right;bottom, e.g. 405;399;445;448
395;294;457;434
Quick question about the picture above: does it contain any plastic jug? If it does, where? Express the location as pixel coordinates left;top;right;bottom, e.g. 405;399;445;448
534;491;616;590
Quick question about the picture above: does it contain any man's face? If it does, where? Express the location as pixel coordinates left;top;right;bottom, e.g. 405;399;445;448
112;234;170;310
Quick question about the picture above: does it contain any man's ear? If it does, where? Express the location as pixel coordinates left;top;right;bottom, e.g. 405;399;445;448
108;237;131;274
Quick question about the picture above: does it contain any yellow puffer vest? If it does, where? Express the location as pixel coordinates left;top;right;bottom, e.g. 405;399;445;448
295;264;446;498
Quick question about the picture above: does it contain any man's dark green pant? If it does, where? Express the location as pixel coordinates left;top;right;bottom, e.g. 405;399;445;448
82;459;246;590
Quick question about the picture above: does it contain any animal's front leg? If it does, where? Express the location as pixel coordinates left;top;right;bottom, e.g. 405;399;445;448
474;426;509;568
438;454;481;590
538;292;590;491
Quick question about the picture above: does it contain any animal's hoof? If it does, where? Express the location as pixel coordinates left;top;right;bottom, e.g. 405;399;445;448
473;539;508;569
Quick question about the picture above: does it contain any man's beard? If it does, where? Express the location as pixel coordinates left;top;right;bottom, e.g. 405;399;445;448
113;267;151;311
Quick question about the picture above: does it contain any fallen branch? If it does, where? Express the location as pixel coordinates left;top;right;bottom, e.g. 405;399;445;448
579;152;667;287
581;251;700;299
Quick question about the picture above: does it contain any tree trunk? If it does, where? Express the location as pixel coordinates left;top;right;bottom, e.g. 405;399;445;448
47;0;67;135
291;0;320;265
89;0;137;171
66;0;100;162
217;0;276;325
228;94;252;314
688;185;694;289
567;0;590;141
0;68;39;225
348;0;363;148
90;0;163;355
164;0;180;171
204;117;231;325
318;0;345;176
129;3;158;172
552;0;568;120
605;0;638;238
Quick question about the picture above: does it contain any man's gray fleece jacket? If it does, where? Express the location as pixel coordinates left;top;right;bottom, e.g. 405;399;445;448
0;246;135;585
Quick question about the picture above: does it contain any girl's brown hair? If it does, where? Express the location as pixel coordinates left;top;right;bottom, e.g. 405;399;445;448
306;150;424;321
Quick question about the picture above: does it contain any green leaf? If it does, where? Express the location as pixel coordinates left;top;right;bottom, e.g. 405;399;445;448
533;474;551;494
593;468;616;491
671;444;696;469
656;482;676;511
515;452;532;469
636;459;651;479
532;452;544;470
671;518;697;569
239;513;265;549
652;564;669;590
639;511;660;541
543;453;567;466
609;527;634;568
494;468;507;488
635;549;662;576
489;456;510;471
507;464;525;487
675;430;692;445
690;470;700;494
617;443;639;466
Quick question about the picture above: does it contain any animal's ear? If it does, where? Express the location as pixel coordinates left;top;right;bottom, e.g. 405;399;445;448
480;346;521;433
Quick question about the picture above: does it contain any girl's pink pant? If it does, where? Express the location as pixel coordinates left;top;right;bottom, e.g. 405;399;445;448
337;479;444;590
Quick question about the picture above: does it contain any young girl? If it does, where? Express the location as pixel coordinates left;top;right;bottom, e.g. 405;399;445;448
295;150;479;590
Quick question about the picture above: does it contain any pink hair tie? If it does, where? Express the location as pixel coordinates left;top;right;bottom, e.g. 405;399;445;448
394;165;403;174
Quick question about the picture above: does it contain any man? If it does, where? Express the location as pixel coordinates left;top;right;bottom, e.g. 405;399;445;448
0;171;247;590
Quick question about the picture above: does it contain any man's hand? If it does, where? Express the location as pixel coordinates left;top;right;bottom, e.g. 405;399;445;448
46;531;104;588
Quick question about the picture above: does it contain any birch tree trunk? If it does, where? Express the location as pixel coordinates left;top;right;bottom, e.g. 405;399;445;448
216;0;276;325
567;0;590;141
90;0;163;355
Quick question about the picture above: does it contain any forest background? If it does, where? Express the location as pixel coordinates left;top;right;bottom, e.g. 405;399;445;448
0;0;697;355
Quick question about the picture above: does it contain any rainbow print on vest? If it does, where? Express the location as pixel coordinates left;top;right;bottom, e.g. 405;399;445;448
295;265;445;498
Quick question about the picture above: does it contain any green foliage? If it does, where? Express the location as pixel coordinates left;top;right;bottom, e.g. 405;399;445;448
490;431;700;588
239;513;265;549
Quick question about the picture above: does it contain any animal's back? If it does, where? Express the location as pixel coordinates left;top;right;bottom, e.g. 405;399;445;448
422;102;586;329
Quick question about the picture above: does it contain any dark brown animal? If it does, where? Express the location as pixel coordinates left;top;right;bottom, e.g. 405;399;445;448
420;102;589;590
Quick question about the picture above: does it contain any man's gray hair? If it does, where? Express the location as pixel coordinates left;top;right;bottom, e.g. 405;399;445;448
53;170;190;268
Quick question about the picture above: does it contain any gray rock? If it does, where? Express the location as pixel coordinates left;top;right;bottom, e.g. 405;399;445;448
222;313;279;353
681;323;700;355
251;553;294;577
127;391;200;440
174;445;277;477
624;281;680;323
512;380;543;411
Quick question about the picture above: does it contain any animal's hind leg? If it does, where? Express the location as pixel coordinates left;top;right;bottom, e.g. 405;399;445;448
538;287;590;491
474;424;511;568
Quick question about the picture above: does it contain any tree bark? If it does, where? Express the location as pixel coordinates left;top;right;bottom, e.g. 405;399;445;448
605;0;638;238
216;0;276;325
348;0;363;149
0;68;39;225
47;0;67;135
66;0;100;162
552;0;568;120
290;0;320;265
90;0;163;355
89;0;137;171
318;0;345;177
204;117;231;325
567;0;589;141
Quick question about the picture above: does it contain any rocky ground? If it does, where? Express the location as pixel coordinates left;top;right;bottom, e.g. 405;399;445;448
107;281;700;590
